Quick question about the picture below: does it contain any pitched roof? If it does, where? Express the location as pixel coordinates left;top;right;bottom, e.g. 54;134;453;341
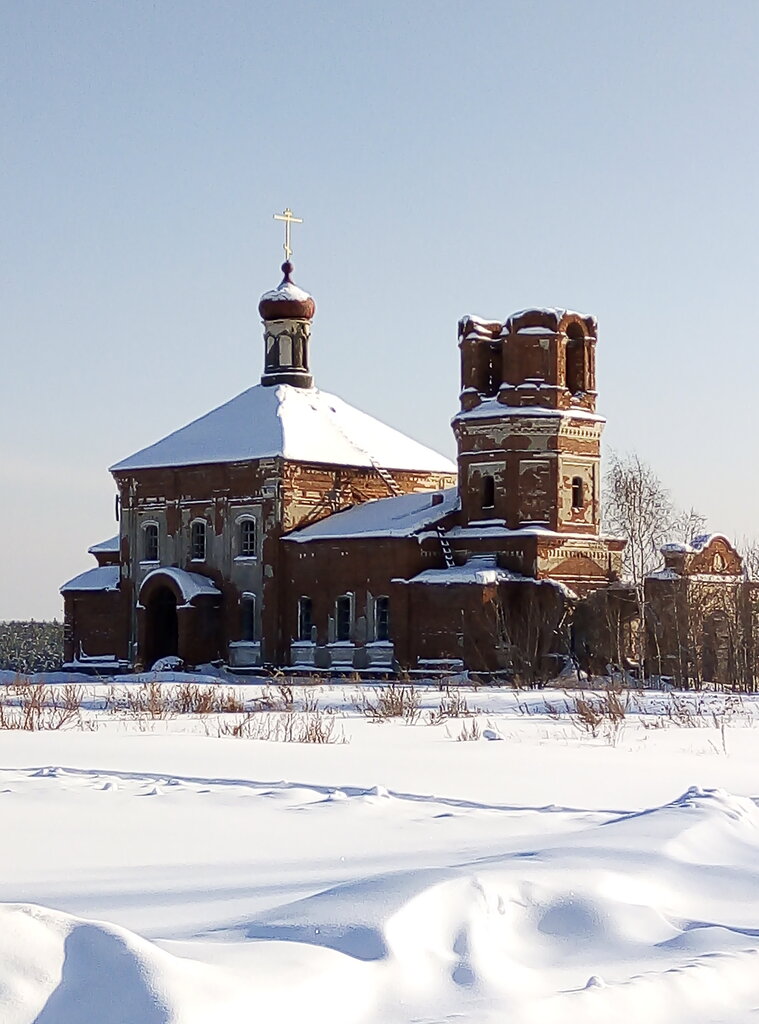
110;384;456;474
87;535;119;555
286;487;459;542
60;566;120;593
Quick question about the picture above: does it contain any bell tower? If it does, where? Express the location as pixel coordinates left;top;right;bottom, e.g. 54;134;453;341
453;307;603;534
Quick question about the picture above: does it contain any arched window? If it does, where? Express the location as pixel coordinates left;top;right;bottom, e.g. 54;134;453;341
191;520;207;561
298;597;313;642
482;475;495;512
143;523;159;562
239;518;257;558
565;323;586;396
240;594;256;642
572;476;584;510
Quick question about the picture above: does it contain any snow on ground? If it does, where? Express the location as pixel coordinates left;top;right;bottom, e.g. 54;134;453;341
2;677;759;1022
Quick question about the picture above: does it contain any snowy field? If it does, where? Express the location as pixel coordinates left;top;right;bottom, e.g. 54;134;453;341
2;674;759;1022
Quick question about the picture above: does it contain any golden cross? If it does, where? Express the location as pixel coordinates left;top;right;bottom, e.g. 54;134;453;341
273;207;303;261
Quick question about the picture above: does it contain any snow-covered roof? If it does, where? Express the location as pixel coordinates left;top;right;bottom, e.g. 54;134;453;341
661;533;732;555
401;555;520;586
452;400;604;425
259;281;312;304
110;384;457;474
139;567;221;603
438;523;602;541
402;556;579;598
503;307;598;333
60;566;120;593
286;488;459;542
87;535;119;555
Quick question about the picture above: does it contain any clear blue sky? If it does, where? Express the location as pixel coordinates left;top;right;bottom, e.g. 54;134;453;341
2;0;758;620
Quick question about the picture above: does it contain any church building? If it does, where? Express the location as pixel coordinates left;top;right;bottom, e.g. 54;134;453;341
61;247;629;676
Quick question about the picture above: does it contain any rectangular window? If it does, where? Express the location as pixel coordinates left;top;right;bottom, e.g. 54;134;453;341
298;597;313;642
143;524;159;562
571;477;584;510
336;595;352;642
375;596;390;641
240;519;256;557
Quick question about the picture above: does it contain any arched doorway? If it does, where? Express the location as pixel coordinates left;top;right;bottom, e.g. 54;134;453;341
145;587;178;666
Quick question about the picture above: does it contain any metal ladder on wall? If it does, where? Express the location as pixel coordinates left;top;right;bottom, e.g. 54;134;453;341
435;525;456;568
372;457;455;569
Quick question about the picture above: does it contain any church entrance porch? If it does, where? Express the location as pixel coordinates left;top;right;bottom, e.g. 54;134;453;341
136;567;223;669
144;587;178;667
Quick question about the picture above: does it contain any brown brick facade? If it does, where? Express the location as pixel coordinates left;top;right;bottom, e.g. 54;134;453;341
61;278;749;683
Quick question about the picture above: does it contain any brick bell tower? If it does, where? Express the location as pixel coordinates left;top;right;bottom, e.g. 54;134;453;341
451;307;623;590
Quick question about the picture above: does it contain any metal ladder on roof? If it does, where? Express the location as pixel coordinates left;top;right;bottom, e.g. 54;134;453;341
319;394;404;499
321;394;454;565
372;462;404;498
435;525;456;568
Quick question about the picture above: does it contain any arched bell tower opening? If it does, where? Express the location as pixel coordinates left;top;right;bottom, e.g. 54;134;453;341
565;321;586;396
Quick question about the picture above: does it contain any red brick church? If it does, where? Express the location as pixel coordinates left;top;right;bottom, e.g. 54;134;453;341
61;245;640;676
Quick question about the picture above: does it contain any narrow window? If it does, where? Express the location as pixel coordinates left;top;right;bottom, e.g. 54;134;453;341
375;596;390;642
485;343;501;396
482;475;495;511
336;595;352;642
241;595;256;642
239;518;256;557
572;476;584;510
143;523;159;562
298;597;313;642
191;520;206;561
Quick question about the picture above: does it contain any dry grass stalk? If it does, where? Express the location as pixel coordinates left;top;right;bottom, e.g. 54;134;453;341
427;689;476;725
457;718;481;741
217;708;344;744
359;684;421;723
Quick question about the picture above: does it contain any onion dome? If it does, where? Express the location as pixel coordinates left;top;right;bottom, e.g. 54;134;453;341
258;261;316;321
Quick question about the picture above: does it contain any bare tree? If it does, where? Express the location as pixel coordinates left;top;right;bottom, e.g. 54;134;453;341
671;507;708;548
736;537;759;582
603;452;707;675
603;453;677;587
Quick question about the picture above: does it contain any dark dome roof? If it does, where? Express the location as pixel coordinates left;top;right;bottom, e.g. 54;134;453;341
258;262;316;321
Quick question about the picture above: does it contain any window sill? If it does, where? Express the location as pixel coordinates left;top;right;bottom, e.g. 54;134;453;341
234;555;258;563
139;560;160;568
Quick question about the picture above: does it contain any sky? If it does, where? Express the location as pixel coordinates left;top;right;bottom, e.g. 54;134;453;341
2;0;759;620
